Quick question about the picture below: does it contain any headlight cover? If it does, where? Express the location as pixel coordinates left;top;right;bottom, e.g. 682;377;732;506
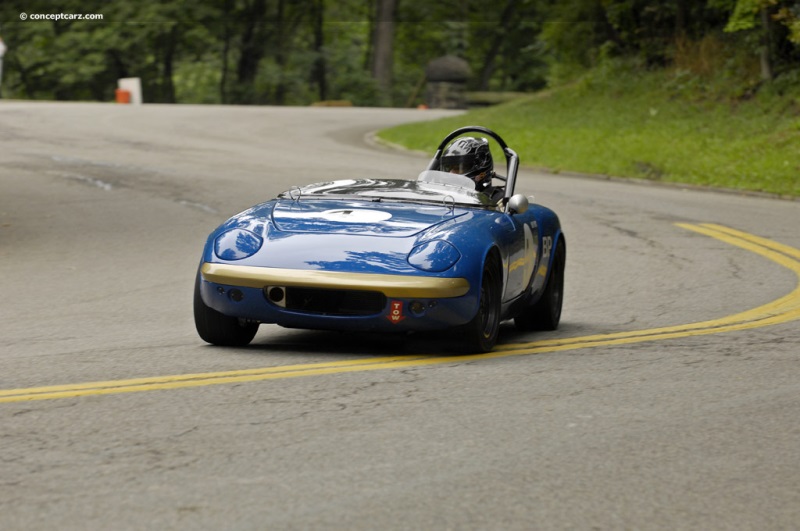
407;240;461;272
214;229;263;260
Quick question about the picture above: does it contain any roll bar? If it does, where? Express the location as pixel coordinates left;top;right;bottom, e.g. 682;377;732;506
425;126;520;204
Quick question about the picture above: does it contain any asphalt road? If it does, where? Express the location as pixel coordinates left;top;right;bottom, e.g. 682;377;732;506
1;101;799;530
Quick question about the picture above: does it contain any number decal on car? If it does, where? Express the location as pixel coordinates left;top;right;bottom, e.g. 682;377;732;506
542;236;553;260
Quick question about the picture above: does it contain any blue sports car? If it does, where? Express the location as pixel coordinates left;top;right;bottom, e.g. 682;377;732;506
194;126;565;352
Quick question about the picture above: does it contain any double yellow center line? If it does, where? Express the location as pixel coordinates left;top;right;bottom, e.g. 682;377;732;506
2;223;798;404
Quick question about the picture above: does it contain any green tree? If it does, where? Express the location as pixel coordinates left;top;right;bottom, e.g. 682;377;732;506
2;0;799;105
0;0;210;102
724;0;776;79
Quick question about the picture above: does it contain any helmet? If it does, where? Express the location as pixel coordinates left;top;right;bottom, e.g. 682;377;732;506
440;137;494;190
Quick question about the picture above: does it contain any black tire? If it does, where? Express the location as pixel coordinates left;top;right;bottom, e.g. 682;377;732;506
462;253;502;353
515;239;565;332
194;276;258;346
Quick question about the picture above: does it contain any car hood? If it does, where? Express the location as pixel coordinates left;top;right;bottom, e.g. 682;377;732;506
271;199;466;238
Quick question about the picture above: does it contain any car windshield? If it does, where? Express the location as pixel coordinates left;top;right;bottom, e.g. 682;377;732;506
278;173;496;208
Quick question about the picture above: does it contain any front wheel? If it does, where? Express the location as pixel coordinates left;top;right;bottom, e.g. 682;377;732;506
515;239;565;332
194;276;258;346
461;254;502;353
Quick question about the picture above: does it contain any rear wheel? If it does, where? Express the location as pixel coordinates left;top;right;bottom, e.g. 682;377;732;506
515;239;565;331
194;276;258;346
462;254;502;353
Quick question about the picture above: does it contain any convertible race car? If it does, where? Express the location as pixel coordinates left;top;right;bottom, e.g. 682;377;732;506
194;126;565;352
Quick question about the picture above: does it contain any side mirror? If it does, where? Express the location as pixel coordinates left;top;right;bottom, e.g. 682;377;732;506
506;194;529;215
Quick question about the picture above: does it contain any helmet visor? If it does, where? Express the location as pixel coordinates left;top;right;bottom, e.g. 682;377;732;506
440;155;475;175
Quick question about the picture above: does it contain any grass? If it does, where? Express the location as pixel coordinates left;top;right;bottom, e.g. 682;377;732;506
379;69;800;198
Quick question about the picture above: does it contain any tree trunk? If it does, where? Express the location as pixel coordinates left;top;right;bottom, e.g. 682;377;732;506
675;0;686;37
312;0;327;102
161;25;177;103
371;0;396;105
236;0;267;103
220;0;232;104
274;0;288;105
760;5;773;81
479;0;517;91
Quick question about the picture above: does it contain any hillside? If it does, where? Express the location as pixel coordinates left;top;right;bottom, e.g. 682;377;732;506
379;68;800;198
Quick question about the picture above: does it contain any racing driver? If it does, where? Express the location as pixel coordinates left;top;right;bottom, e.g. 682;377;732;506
440;136;504;202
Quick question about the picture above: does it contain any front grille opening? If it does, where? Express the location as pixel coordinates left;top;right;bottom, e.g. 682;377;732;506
284;287;386;316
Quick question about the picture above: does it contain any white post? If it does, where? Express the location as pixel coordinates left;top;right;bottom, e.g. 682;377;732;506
117;77;143;105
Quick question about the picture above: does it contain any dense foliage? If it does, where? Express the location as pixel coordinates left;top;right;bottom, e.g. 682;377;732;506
1;0;799;105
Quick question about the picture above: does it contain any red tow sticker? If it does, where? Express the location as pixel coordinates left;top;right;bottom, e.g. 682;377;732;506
387;300;406;323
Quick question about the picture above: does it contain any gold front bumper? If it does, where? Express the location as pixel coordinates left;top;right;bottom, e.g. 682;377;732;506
200;263;470;299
